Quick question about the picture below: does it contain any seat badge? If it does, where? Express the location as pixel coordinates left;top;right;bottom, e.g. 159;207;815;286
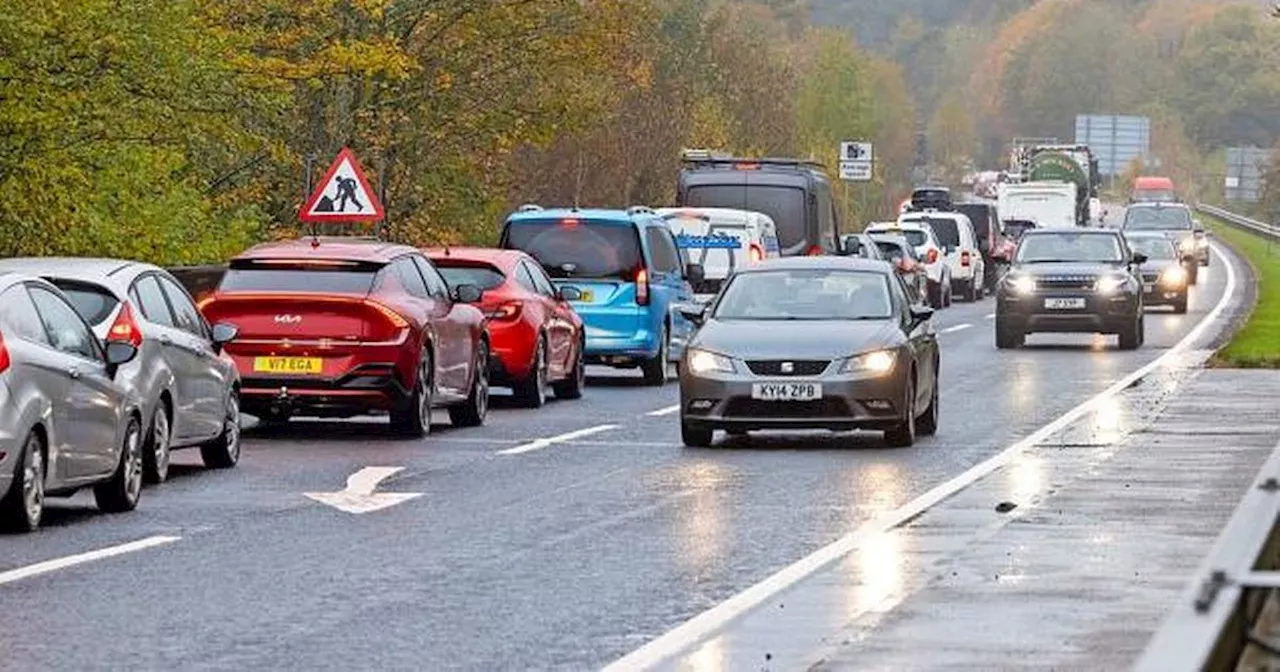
780;362;794;374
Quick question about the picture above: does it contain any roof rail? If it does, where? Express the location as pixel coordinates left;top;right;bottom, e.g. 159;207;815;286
516;203;543;213
680;155;828;171
627;205;655;216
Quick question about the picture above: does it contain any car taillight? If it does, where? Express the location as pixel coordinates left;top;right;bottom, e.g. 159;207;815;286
806;245;824;256
0;329;9;374
927;248;939;264
364;299;409;329
636;268;650;306
108;302;144;347
749;244;764;262
488;302;522;321
961;251;971;267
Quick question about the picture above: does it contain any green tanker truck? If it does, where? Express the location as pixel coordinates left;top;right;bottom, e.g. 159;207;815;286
1017;144;1101;226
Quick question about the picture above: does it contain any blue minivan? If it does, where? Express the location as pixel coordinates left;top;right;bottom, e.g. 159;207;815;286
499;206;703;385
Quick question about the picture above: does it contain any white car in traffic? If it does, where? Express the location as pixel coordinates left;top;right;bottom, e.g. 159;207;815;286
657;207;780;303
899;212;985;302
865;221;952;307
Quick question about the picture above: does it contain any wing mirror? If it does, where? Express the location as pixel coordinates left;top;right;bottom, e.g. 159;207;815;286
452;284;484;304
555;286;582;302
1130;252;1148;265
678;303;706;326
103;340;138;378
907;304;934;331
210;322;238;354
685;263;705;287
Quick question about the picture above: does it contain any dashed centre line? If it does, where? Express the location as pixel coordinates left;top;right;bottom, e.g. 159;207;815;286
646;404;681;417
0;535;181;587
496;424;621;456
939;323;973;334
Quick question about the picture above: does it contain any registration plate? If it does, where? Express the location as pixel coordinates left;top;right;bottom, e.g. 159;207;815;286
1043;298;1086;310
576;290;593;302
253;357;322;375
751;382;822;401
1143;283;1155;293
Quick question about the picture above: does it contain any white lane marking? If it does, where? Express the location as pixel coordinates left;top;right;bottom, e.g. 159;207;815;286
496;424;621;456
304;466;423;514
604;241;1239;671
939;323;973;334
646;405;681;417
0;535;180;587
985;312;996;319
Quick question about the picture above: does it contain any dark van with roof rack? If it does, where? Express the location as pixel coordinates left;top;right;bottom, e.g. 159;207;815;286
675;149;840;257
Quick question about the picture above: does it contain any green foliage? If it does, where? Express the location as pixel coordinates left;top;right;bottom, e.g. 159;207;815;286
1205;216;1280;367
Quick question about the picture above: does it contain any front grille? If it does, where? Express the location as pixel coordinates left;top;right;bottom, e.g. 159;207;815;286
723;397;852;418
1036;274;1098;290
1141;272;1159;283
745;360;830;376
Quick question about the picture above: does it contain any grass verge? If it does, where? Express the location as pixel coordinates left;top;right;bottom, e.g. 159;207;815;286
1204;215;1280;367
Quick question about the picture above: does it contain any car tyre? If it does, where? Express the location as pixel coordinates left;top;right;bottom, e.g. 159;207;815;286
0;431;45;533
143;401;172;484
641;325;669;386
1117;313;1142;350
927;282;942;309
1201;254;1210;267
916;365;939;437
201;391;242;469
884;377;916;448
95;416;143;514
391;349;433;438
1187;264;1199;286
552;335;586;400
1172;295;1188;314
943;282;953;308
514;337;547;408
995;319;1024;349
681;419;713;448
963;278;977;302
449;340;490;428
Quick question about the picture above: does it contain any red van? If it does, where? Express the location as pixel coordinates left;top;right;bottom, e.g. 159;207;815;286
1130;176;1177;203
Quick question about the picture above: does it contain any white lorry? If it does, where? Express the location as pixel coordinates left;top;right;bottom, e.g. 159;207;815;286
997;181;1078;231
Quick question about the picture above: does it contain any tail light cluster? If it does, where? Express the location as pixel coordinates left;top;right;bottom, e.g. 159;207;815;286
636;268;650;306
926;248;939;264
0;329;10;374
748;244;764;262
806;245;824;256
108;303;144;347
960;251;971;267
488;301;523;321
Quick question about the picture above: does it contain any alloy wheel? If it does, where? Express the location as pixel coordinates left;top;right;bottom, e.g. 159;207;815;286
22;437;43;527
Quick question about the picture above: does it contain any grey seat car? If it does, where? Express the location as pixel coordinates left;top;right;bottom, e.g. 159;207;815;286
0;272;145;532
0;258;242;483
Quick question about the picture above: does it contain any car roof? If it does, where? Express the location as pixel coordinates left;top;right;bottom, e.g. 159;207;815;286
504;208;659;226
1122;230;1174;238
0;257;151;279
424;247;525;269
736;256;892;274
234;237;418;262
1126;201;1189;210
1021;228;1120;237
655;207;774;225
872;221;931;232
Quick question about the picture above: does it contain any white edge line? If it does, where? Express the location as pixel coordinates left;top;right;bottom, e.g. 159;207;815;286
496;424;621;456
0;535;182;587
984;312;996;319
940;323;973;334
646;405;681;417
604;242;1238;671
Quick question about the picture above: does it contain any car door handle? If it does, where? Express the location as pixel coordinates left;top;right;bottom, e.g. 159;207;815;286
159;334;172;345
67;367;81;379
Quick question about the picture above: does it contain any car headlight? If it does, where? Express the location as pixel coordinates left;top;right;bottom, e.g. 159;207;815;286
838;349;897;376
1196;236;1209;249
687;349;734;374
1178;237;1195;252
1160;265;1187;287
1095;273;1128;294
1005;273;1036;295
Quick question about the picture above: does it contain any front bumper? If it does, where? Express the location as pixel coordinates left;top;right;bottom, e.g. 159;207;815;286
679;363;909;432
997;289;1140;334
1138;271;1188;306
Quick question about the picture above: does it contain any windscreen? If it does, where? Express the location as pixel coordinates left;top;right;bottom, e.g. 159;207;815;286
503;220;642;280
684;185;806;250
434;263;506;290
1126;236;1177;260
48;280;119;325
955;204;991;238
1004;220;1036;239
1132;189;1175;203
874;241;907;261
870;228;928;247
1123;207;1192;230
1015;233;1124;264
219;261;380;294
714;269;892;320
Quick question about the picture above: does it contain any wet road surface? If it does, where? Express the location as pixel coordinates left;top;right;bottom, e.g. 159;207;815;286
0;243;1246;670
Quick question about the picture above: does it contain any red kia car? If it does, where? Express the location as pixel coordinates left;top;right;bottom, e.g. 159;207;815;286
427;248;585;407
199;238;491;437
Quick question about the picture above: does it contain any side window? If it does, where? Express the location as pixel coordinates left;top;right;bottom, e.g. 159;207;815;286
131;275;177;327
0;286;50;344
524;262;557;297
394;258;430;299
413;256;450;299
644;227;681;273
157;275;207;337
514;263;539;293
28;285;102;361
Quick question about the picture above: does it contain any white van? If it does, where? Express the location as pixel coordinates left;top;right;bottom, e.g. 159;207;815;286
898;211;985;302
998;182;1077;230
656;207;780;303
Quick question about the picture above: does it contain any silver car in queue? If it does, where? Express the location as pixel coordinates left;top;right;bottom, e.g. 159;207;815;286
676;256;941;448
0;272;145;532
0;258;243;484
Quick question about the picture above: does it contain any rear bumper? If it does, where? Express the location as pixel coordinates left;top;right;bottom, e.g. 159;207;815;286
487;320;537;384
239;364;411;418
580;310;660;362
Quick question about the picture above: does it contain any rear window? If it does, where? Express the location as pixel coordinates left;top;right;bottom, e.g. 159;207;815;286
218;260;380;294
911;218;959;249
1132;189;1175;203
870;229;928;247
1123;207;1192;230
503;220;642;280
684;185;807;250
434;263;506;290
48;280;119;325
875;242;906;260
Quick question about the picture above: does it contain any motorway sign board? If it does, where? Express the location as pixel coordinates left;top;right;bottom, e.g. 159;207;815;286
1225;146;1270;203
839;160;872;181
300;147;385;223
1074;115;1150;177
840;141;873;162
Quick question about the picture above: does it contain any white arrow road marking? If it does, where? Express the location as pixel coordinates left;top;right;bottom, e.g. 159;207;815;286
304;466;422;514
496;424;621;456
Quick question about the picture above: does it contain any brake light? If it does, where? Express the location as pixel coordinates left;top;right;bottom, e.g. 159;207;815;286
806;245;824;256
734;162;760;171
488;301;523;321
636;268;650;306
560;218;580;228
961;251;971;267
364;299;409;329
0;329;9;374
748;244;764;262
927;248;939;264
108;303;144;347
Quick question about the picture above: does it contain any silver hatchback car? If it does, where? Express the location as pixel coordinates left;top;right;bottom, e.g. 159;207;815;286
0;272;146;532
0;258;243;483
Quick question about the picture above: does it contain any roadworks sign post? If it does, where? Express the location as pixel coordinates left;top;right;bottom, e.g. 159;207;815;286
300;147;385;228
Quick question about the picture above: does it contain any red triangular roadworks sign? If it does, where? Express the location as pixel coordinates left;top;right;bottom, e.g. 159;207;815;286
299;147;385;224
